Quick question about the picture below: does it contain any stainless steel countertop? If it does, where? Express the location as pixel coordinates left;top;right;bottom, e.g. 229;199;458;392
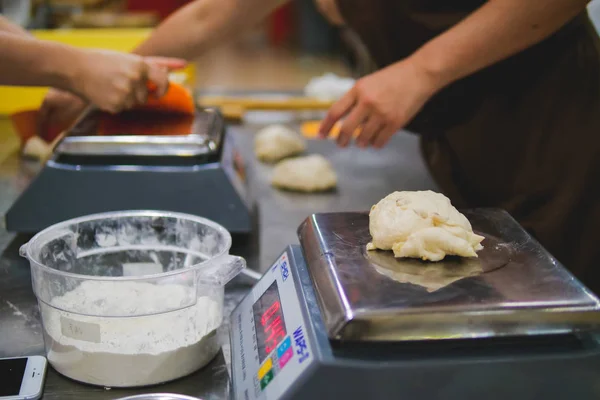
0;122;437;399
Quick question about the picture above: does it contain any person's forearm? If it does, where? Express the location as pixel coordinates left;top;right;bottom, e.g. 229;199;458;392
134;0;286;59
0;33;79;89
410;0;589;91
0;15;30;36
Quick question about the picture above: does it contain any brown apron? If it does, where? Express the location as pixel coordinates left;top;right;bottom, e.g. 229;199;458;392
334;0;600;294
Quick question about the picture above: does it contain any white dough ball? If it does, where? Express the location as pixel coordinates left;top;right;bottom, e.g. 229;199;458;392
271;154;337;192
254;124;306;163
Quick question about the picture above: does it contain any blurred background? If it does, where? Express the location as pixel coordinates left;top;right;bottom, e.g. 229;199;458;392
0;0;360;91
0;0;365;157
3;0;600;112
2;0;600;53
0;0;371;115
1;0;599;155
0;0;343;51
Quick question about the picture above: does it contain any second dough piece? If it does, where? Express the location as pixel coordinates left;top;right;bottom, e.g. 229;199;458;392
271;154;337;192
254;124;306;163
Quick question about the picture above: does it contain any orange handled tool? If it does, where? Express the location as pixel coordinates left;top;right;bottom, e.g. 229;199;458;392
140;81;194;115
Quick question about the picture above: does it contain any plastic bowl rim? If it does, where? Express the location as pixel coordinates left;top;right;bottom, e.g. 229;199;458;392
113;393;202;400
24;209;233;282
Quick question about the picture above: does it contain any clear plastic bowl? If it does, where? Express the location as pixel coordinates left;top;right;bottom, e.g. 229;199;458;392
20;210;246;388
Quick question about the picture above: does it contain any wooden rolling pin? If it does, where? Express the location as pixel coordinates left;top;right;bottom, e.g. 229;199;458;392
197;96;335;120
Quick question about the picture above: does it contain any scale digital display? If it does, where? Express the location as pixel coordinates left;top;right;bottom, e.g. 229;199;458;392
253;281;287;363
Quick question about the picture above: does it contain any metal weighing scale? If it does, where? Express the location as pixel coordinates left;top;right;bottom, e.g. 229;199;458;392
5;107;253;233
230;210;600;400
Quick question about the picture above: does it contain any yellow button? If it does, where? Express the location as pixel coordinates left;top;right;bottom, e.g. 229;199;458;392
258;358;273;380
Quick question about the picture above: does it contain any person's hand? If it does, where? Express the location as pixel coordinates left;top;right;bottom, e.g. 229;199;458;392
68;50;186;113
37;88;86;140
318;59;441;148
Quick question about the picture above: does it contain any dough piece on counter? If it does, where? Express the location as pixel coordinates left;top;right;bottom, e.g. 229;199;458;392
22;136;51;161
254;124;306;163
367;191;484;261
271;155;337;192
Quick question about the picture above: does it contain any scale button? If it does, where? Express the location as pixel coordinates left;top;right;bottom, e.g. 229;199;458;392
279;347;294;369
276;336;292;358
260;369;275;390
257;358;273;381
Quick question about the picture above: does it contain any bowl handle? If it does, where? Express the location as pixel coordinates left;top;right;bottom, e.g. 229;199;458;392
19;242;29;258
197;255;246;286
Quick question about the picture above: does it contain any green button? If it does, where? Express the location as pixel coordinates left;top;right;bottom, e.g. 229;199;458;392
260;369;274;390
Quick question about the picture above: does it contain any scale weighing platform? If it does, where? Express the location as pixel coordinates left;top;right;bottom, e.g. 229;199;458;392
230;210;600;400
5;107;253;234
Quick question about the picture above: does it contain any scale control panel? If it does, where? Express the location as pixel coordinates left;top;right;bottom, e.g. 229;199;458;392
230;247;314;400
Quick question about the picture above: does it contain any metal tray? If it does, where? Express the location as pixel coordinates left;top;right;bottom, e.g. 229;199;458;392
298;210;600;342
55;135;214;158
54;107;223;158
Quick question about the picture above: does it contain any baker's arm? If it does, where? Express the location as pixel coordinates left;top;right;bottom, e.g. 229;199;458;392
36;0;286;132
0;33;183;112
0;33;79;89
321;0;591;148
133;0;287;58
412;0;590;90
0;15;29;36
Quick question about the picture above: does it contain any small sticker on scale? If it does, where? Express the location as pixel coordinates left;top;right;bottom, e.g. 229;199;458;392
122;262;163;277
60;316;101;343
271;252;288;275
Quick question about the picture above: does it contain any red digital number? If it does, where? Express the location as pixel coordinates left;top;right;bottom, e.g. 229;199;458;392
264;316;286;354
261;301;280;326
261;300;286;354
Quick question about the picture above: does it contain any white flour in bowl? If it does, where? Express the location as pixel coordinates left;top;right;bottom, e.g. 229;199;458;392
40;280;222;387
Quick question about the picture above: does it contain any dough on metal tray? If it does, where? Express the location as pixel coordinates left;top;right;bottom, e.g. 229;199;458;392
367;191;484;261
271;154;337;192
254;124;306;163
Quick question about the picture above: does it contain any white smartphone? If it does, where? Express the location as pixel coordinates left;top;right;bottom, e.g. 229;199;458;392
0;356;47;400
